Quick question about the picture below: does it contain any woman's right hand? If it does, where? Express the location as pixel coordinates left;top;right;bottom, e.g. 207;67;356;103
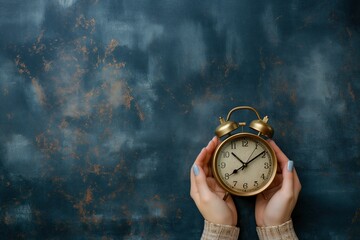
190;136;238;226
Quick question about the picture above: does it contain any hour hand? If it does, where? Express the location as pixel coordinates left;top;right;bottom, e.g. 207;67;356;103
229;164;246;176
231;152;246;165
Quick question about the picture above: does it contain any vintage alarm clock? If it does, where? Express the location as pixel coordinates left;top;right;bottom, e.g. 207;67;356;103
212;106;277;199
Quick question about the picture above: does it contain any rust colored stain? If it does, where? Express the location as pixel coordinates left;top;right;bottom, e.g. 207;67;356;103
91;164;102;175
85;187;93;204
75;15;96;33
105;39;119;59
32;30;46;54
135;102;145;121
35;132;60;155
15;55;31;76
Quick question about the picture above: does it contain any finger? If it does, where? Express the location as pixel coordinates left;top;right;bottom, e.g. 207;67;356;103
268;140;289;171
194;147;207;168
281;160;295;195
204;137;219;177
190;148;206;198
205;136;218;164
214;136;220;147
293;168;302;198
193;163;213;199
266;173;283;190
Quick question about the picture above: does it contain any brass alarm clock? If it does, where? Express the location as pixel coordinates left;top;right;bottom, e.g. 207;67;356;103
212;106;277;198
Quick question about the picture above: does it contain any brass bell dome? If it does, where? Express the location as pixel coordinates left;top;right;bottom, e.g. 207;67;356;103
215;117;239;138
249;116;274;138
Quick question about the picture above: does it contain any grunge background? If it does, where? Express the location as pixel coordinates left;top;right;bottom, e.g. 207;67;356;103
0;0;359;239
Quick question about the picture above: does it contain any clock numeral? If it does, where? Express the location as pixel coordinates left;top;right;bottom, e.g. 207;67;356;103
243;183;248;189
224;173;230;180
231;141;237;149
242;139;248;147
261;151;267;158
254;181;259;187
260;173;266;180
264;162;270;169
221;151;230;158
220;162;226;169
233;181;237;187
255;142;259;149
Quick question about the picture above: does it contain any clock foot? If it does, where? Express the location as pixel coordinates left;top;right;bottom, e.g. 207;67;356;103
223;192;230;201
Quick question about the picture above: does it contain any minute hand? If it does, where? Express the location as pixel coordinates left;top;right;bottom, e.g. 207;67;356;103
244;150;265;167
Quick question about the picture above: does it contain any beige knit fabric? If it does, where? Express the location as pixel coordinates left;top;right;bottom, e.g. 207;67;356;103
201;220;240;240
200;219;298;240
256;220;298;240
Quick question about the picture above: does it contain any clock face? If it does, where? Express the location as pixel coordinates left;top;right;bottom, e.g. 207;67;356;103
212;133;277;196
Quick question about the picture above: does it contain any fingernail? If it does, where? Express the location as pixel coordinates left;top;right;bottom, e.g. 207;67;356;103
287;160;294;172
193;164;200;176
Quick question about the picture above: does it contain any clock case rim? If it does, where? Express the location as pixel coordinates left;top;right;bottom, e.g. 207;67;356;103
211;132;277;197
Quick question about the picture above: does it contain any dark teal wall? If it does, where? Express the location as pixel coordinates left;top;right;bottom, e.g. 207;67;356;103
0;0;359;239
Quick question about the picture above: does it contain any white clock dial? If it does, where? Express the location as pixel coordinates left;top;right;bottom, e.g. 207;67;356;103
213;133;277;196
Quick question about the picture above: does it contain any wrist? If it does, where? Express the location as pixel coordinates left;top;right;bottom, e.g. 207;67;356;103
204;216;236;227
256;219;298;240
202;220;240;239
261;217;291;227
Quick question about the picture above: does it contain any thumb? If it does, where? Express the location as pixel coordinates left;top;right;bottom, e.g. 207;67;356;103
281;160;294;194
193;163;212;198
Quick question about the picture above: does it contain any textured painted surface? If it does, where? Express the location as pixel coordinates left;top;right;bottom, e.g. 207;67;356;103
0;0;359;239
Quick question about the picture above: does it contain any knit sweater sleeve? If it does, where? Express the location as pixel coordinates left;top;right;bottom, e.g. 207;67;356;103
200;220;240;240
256;219;298;240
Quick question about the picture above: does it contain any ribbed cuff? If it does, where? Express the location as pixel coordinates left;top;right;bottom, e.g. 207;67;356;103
201;220;240;240
256;219;298;240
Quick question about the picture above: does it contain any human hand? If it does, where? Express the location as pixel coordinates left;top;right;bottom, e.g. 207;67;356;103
190;136;238;226
255;140;301;227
